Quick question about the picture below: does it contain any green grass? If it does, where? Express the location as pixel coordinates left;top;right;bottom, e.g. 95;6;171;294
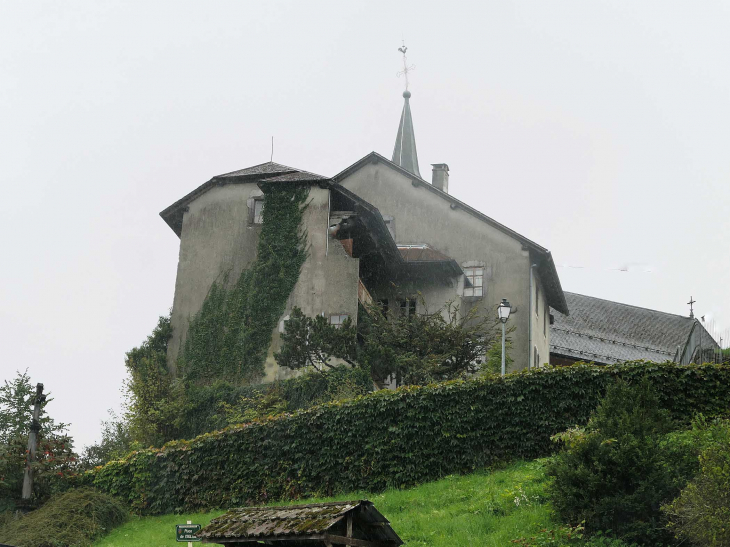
95;460;558;547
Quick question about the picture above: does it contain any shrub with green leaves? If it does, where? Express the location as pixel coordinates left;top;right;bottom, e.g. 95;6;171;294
547;378;702;546
0;488;127;547
85;362;730;515
663;418;730;546
0;371;77;511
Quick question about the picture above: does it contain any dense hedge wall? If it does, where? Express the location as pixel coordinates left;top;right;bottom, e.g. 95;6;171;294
90;362;730;514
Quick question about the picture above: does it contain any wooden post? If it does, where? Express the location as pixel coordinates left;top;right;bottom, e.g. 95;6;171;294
347;513;353;538
187;520;193;547
21;383;45;501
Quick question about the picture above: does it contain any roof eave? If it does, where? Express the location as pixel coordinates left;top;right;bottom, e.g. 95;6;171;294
333;152;568;314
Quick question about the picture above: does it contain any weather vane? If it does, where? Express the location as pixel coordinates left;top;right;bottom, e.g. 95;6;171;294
396;41;415;92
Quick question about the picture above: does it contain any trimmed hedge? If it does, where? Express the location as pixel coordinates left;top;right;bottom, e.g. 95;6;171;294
89;362;730;514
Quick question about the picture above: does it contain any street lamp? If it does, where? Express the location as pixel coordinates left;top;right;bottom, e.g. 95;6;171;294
498;299;512;376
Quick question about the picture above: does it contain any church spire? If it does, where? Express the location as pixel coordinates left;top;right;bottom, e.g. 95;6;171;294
392;43;421;178
392;90;421;178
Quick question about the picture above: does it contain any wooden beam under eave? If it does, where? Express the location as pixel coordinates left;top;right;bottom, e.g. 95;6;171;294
323;535;392;547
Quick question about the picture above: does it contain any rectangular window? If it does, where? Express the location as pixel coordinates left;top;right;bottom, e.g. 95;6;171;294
398;298;416;317
544;306;547;337
329;314;349;328
535;284;540;315
534;346;538;368
463;267;484;297
253;198;264;224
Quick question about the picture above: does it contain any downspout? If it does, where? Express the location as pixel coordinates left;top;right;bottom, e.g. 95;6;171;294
528;262;537;370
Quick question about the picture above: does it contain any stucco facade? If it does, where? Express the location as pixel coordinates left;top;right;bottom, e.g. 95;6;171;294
336;160;552;371
166;180;360;379
161;91;566;381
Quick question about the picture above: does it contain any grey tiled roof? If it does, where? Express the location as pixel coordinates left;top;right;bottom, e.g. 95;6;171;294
160;162;327;237
260;171;328;183
216;161;299;178
550;292;694;364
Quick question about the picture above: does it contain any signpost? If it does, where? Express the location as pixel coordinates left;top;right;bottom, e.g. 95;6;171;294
176;521;201;545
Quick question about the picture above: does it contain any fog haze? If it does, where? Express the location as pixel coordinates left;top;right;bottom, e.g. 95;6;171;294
1;1;728;448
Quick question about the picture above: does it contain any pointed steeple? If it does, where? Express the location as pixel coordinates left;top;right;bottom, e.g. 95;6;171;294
392;90;421;178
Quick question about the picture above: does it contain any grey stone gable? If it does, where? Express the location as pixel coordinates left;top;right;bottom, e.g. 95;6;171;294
551;292;694;364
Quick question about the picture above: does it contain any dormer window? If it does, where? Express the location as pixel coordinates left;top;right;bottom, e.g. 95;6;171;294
463;267;484;297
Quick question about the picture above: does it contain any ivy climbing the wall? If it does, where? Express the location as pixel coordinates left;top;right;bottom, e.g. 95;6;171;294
180;183;309;384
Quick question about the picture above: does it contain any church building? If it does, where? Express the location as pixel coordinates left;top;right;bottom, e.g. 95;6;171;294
160;89;569;381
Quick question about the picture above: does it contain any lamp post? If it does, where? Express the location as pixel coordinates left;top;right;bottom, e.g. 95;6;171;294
498;299;512;376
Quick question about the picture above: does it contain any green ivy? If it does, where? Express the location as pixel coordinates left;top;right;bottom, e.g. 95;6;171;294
180;183;309;384
88;362;730;514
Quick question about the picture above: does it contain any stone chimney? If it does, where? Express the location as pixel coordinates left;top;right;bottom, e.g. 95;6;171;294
431;163;449;193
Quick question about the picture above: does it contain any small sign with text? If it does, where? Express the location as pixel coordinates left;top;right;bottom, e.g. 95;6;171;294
176;524;201;542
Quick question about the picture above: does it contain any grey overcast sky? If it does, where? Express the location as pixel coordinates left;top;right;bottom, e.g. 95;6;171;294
1;1;729;449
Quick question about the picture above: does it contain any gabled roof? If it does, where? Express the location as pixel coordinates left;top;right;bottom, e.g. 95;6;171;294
550;292;696;364
331;151;569;315
198;500;403;546
159;161;327;237
392;91;421;177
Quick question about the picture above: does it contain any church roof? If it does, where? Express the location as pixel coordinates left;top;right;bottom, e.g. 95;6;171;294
332;151;569;315
392;91;421;178
160;161;326;237
550;292;696;364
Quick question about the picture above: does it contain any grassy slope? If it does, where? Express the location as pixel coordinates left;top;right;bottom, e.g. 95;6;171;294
96;460;557;547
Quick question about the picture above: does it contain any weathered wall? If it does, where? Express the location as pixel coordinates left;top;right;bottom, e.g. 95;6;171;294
167;183;360;380
339;162;537;371
167;183;262;373
265;186;360;381
531;272;551;368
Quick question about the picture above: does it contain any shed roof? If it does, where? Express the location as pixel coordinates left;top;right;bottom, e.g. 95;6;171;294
550;292;696;364
198;500;403;546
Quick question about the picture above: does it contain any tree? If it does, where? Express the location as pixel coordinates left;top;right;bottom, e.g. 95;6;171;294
0;371;77;510
124;314;184;447
548;378;694;545
80;410;136;469
274;307;358;372
276;300;503;387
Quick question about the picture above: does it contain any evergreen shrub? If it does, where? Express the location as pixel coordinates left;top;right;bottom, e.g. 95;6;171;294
88;362;730;514
547;379;700;545
663;418;730;546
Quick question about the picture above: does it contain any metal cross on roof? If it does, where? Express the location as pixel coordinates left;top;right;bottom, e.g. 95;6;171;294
687;296;696;318
396;41;415;91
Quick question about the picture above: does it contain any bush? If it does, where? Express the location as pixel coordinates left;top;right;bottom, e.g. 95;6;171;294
177;367;374;439
87;362;730;515
547;378;703;545
512;524;639;546
663;418;730;546
0;488;127;546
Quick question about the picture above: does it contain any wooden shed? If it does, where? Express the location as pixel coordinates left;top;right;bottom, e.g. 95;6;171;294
197;500;403;546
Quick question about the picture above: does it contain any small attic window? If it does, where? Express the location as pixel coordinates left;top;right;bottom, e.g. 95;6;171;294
253;198;264;225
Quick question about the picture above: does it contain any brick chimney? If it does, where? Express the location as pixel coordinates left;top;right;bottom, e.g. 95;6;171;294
431;163;449;193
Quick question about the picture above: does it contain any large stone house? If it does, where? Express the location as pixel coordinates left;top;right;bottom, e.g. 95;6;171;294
160;90;569;381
